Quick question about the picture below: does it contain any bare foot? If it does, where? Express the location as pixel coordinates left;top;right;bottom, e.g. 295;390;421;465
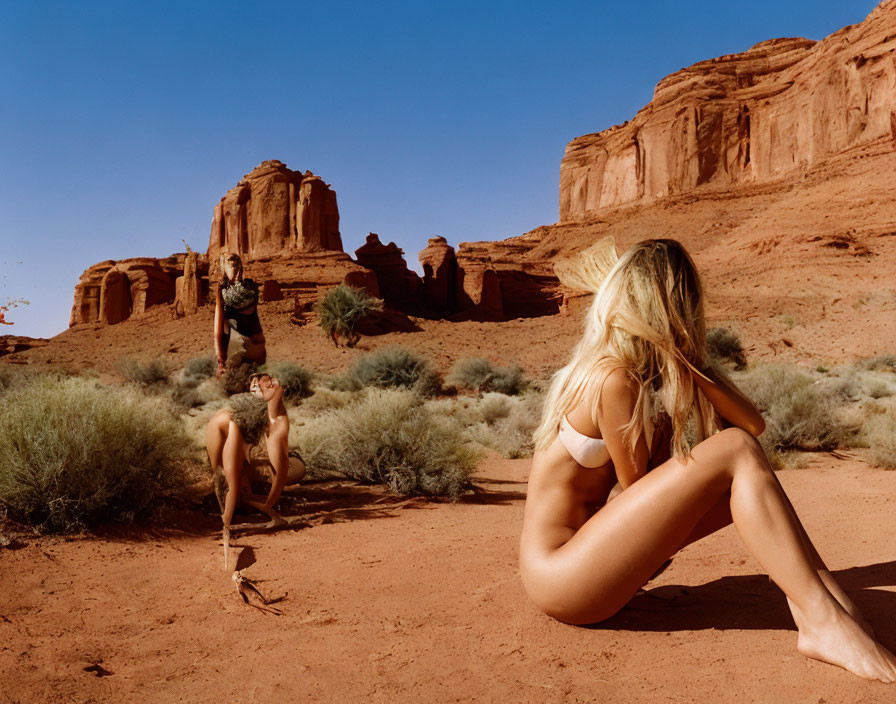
796;605;896;682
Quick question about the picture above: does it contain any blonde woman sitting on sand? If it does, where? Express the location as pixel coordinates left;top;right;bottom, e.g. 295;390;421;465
206;373;305;535
520;237;896;682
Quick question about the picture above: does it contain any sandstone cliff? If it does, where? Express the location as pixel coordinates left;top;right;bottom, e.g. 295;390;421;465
70;161;558;328
559;1;896;221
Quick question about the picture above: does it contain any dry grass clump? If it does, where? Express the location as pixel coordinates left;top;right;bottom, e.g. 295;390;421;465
347;347;441;396
447;357;528;396
295;388;479;498
315;284;383;348
706;327;747;369
0;375;192;532
734;365;855;459
428;391;544;459
117;357;170;388
865;406;896;469
465;391;544;459
183;357;216;383
266;361;314;401
857;355;896;373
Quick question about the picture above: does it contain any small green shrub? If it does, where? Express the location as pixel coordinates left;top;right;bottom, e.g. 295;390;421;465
118;358;170;387
0;376;192;532
706;327;747;370
315;284;383;348
296;388;480;497
267;361;314;400
734;365;854;457
447;357;528;395
348;347;441;396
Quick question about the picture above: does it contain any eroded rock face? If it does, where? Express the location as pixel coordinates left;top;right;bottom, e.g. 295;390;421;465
560;2;896;220
208;160;342;265
418;236;458;311
71;257;185;326
355;233;421;308
174;251;205;317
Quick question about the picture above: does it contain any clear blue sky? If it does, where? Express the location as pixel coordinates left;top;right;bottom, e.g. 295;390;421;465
0;0;879;338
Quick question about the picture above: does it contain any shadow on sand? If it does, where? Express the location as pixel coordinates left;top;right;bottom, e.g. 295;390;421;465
590;560;896;648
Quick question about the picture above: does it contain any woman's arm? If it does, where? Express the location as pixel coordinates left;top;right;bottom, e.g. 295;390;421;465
692;366;765;437
594;368;652;489
214;286;227;377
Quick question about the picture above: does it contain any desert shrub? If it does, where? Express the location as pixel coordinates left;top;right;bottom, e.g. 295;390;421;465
118;358;170;388
706;327;747;369
183;357;216;384
299;387;357;413
315;284;383;348
857;355;896;373
735;365;853;457
447;357;528;396
865;380;893;399
460;391;544;459
296;388;480;497
267;361;314;400
0;376;192;532
0;366;31;395
347;347;441;396
865;407;896;469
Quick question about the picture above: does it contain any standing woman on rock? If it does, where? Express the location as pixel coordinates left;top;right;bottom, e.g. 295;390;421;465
214;251;266;378
519;237;896;682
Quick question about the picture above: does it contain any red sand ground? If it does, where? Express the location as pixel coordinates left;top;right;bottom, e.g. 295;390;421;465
1;455;895;703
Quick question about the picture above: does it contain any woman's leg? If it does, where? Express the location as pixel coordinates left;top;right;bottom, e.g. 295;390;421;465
678;476;873;636
534;428;896;681
220;420;247;529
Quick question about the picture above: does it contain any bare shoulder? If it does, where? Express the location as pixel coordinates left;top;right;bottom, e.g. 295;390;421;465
595;367;638;410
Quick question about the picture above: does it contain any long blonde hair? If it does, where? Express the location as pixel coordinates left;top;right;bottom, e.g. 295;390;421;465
534;237;718;460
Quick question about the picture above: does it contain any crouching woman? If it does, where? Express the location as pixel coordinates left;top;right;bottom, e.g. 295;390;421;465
205;373;305;533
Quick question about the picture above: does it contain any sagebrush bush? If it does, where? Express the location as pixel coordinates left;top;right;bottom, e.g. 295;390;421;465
734;365;854;457
459;391;544;459
118;358;170;387
0;376;192;532
183;357;216;383
866;407;896;469
447;357;527;395
348;347;441;396
706;327;747;369
267;361;314;400
857;355;896;373
295;388;480;497
0;366;29;395
315;284;383;347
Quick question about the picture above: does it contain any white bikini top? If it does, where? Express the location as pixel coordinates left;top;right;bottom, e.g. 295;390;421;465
558;403;655;469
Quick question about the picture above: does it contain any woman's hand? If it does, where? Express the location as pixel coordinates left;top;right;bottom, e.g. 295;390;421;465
217;358;226;379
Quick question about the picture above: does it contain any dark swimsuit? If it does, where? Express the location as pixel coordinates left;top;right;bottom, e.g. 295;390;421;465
220;278;262;339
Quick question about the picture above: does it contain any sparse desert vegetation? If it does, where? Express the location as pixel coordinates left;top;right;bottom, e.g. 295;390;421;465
0;374;192;532
314;284;383;348
447;357;528;395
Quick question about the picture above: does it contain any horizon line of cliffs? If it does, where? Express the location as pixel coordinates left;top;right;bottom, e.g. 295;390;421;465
559;0;896;221
70;160;560;328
